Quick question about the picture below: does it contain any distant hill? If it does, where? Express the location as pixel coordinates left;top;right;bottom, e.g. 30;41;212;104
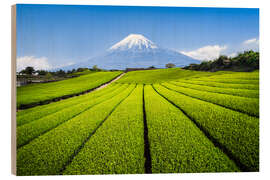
183;50;259;72
62;34;200;70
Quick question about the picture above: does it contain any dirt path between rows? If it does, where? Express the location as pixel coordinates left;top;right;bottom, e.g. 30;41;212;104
92;72;126;92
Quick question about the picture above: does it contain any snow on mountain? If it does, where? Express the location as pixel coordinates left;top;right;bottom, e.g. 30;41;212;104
109;34;158;51
61;34;200;70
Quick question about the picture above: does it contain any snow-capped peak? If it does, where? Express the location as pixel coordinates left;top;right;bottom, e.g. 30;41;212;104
109;34;158;51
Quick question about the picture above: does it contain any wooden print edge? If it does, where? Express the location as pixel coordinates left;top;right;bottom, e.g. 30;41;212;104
11;4;16;175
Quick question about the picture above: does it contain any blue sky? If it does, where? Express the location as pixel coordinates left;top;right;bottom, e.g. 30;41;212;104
16;4;259;71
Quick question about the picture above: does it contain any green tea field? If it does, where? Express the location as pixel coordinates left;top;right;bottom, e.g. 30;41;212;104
17;71;122;109
16;68;259;175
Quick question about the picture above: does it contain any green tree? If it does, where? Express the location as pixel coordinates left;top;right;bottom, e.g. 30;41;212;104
165;63;176;68
20;66;35;75
216;55;228;66
92;65;99;71
92;65;102;71
77;68;85;72
56;69;66;77
148;66;156;69
36;70;47;76
199;61;211;71
45;72;53;80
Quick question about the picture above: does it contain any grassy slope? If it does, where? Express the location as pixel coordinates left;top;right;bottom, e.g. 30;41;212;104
145;85;238;173
64;85;145;175
16;68;259;174
153;84;259;171
17;84;135;175
17;84;129;148
17;84;123;126
194;71;259;80
169;81;259;98
178;79;259;90
17;71;122;108
70;69;96;76
116;68;231;84
162;82;259;117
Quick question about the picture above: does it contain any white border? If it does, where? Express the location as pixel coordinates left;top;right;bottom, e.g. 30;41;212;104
1;0;269;180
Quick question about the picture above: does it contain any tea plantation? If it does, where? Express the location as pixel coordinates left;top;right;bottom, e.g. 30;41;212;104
16;68;259;175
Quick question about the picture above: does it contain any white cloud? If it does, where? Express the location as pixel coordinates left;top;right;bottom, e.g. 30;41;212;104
243;38;259;45
16;56;75;72
17;56;51;72
180;38;259;61
228;52;238;58
54;62;75;69
181;45;227;61
242;38;259;51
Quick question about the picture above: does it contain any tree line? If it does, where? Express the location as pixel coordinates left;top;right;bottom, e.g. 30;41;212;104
18;65;103;77
183;50;259;72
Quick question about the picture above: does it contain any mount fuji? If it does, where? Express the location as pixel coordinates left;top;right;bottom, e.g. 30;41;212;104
63;34;200;70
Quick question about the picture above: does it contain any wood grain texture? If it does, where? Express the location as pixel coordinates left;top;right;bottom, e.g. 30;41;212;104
11;4;16;175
